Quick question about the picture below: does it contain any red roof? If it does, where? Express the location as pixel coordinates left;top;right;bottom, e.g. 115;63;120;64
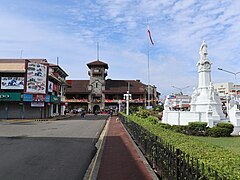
87;60;108;69
65;79;146;95
66;80;90;94
104;79;146;94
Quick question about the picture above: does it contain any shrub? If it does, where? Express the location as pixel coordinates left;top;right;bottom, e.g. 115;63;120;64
206;127;230;137
158;123;171;129
135;109;150;119
217;122;234;135
171;125;188;133
146;116;159;125
188;122;208;136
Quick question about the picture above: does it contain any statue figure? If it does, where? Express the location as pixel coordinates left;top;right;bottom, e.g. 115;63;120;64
229;95;236;109
164;98;170;111
209;82;214;100
191;87;198;103
199;40;208;61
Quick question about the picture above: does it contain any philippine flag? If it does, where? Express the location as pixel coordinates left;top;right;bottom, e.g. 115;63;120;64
147;25;154;46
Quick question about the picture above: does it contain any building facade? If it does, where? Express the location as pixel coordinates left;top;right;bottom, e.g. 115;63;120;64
213;82;240;102
165;94;191;110
0;59;68;119
65;59;159;113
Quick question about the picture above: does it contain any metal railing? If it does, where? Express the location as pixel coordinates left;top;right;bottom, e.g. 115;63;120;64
118;114;228;180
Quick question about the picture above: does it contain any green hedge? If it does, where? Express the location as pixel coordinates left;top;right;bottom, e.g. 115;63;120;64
206;122;234;137
125;114;240;179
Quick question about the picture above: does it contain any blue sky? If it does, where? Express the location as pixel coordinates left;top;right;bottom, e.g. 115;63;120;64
0;0;240;96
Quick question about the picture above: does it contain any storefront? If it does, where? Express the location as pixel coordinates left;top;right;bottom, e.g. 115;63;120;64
0;92;22;119
22;93;50;119
50;95;60;116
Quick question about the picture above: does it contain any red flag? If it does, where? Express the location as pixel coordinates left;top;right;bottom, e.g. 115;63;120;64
147;25;154;46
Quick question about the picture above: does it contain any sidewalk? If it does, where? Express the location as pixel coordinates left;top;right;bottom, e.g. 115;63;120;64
97;116;158;180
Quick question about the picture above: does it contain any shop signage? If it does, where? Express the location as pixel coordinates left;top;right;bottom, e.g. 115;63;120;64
51;95;60;103
1;77;24;90
33;94;46;102
23;94;51;102
26;62;48;94
0;94;10;99
53;84;58;92
0;92;21;101
31;102;44;107
23;94;33;101
45;95;50;102
48;81;53;93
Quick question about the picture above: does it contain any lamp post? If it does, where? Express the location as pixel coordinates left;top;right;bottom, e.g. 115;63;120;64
171;86;190;95
124;91;132;115
217;68;240;95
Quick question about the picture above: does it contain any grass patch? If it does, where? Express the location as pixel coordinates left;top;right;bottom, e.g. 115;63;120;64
193;136;240;155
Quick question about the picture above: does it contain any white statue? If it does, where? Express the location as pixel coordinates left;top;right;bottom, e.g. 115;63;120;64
199;40;208;61
191;87;198;103
229;95;236;109
209;82;214;100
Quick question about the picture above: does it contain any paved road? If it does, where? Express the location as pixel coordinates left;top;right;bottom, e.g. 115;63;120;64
0;114;108;180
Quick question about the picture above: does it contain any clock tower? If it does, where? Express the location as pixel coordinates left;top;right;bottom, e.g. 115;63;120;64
190;41;225;120
87;59;108;112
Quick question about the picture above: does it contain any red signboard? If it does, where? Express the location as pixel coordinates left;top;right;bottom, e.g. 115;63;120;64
53;84;58;92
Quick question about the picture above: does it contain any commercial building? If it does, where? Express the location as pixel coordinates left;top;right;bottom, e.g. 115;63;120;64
213;82;240;102
65;59;159;113
165;94;191;110
0;59;68;119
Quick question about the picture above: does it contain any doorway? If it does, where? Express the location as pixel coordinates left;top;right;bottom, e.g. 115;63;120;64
93;105;100;114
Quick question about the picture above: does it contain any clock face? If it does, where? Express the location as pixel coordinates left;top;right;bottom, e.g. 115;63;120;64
205;62;211;69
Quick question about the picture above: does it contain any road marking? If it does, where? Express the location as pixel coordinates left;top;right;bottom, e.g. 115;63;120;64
88;118;110;180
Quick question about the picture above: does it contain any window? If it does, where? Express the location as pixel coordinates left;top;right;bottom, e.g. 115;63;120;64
94;69;100;73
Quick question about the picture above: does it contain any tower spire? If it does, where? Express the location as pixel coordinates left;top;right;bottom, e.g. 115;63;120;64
97;42;99;61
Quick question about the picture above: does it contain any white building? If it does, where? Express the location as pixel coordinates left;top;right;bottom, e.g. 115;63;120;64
165;94;191;110
213;82;240;102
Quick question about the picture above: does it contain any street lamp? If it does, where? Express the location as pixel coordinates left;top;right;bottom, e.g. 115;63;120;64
124;91;132;115
217;68;240;94
171;86;190;95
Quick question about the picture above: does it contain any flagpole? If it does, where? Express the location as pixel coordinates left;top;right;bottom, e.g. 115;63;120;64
147;36;150;108
146;20;154;108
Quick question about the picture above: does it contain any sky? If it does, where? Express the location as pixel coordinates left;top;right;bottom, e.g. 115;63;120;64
0;0;240;97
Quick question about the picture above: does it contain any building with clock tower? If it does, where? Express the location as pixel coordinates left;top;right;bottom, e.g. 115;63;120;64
65;59;159;113
87;60;108;113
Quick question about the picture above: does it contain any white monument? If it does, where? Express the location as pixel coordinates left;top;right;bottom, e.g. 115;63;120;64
190;41;225;120
162;41;225;127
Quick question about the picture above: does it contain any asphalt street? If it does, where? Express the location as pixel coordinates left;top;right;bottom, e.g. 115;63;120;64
0;114;108;180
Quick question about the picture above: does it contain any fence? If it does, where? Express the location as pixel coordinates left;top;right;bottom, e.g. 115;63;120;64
118;114;228;180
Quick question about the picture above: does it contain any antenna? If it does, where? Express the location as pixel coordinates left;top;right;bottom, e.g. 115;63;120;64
20;50;23;58
57;56;59;65
97;42;99;61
